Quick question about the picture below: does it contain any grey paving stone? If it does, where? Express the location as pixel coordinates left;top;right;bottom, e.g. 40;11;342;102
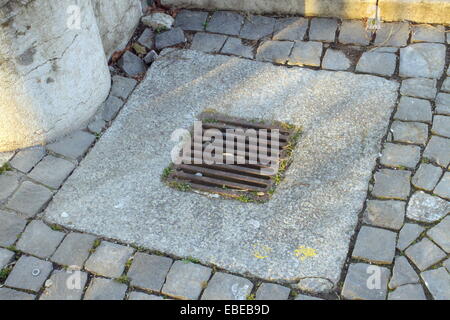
128;291;164;300
423;135;450;167
144;50;158;64
221;37;254;59
341;263;390;300
84;277;127;300
431;115;450;138
0;248;14;269
110;76;137;101
240;15;275;40
399;43;446;79
391;121;428;145
201;272;253;300
0;287;35;300
372;169;411;200
5;255;52;292
0;210;26;246
400;78;437;100
294;294;323;300
162;261;211;300
435;92;450;116
85;241;134;278
137;28;154;49
256;40;293;64
206;11;244;36
434;172;450;200
101;96;124;122
256;283;290;300
51;232;96;267
374;22;410;47
321;49;351;71
142;12;174;30
380;143;421;169
442;77;450;93
288;41;323;67
405;238;446;271
117;51;146;77
28;155;75;189
87;119;106;134
47;131;96;161
128;253;173;291
389;256;419;289
420;267;450;300
190;32;227;53
339;20;371;45
296;277;333;294
363;200;405;231
0;171;22;202
444;258;450;272
273;17;308;41
309;18;338;42
174;10;208;32
6;181;53;218
411;25;445;43
427;215;450;252
371;47;399;54
40;270;87;300
155;27;186;49
388;284;426;300
412;163;442;191
356;51;396;76
407;191;450;223
397;223;425;251
352;226;397;264
394;96;432;123
9;146;45;173
16;220;65;258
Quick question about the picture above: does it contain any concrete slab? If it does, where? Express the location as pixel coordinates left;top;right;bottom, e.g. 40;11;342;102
44;49;399;284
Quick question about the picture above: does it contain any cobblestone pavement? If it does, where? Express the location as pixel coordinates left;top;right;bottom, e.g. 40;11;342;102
0;10;449;300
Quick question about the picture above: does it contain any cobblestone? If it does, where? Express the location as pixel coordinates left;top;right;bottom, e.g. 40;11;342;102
162;261;212;300
47;131;96;161
206;11;243;36
352;226;397;264
28;155;75;189
388;284;426;300
201;272;253;300
442;77;450;93
435;93;450;115
9;146;45;173
427;215;450;252
0;248;14;269
434;172;450;200
420;267;450;300
296;277;333;294
407;191;450;223
256;40;293;64
16;220;65;259
356;52;397;77
391;121;428;145
288;41;323;67
372;169;411;200
221;37;254;59
338;20;371;45
397;223;425;251
399;43;446;79
380;143;421;169
309;18;338;42
0;210;26;246
117;51;146;77
5;255;52;292
174;10;208;32
110;76;137;101
400;78;437;100
321;49;351;71
128;291;164;300
155;28;186;50
273;17;308;41
431;115;450;138
128;253;173;291
394;96;432;123
40;270;87;300
240;15;275;40
374;22;410;47
363;200;405;231
405;238;446;271
6;181;53;218
389;256;419;289
411;25;445;43
342;263;390;300
101;96;124;122
84;241;134;278
411;163;442;191
0;288;35;300
51;232;96;268
0;171;21;202
255;283;290;300
191;32;227;53
137;28;154;49
423;135;450;167
84;277;127;300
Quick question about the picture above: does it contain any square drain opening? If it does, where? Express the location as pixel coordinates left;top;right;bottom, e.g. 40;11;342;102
163;111;301;202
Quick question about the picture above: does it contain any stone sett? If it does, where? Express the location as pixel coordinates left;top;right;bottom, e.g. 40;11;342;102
256;40;293;64
137;28;154;49
9;146;45;173
155;28;186;50
399;43;446;79
0;210;26;247
363;200;405;231
443;258;450;272
0;288;35;300
427;215;450;253
288;41;323;67
84;277;127;300
5;255;53;292
206;11;243;36
51;232;96;268
435;92;450;115
339;20;371;45
423;135;450;167
191;32;227;53
28;155;75;189
411;25;445;43
221;37;254;59
407;191;449;223
394;96;432;123
388;284;426;300
380;143;421;169
342;263;390;300
374;22;410;47
412;163;442;191
397;223;424;251
321;49;351;71
84;241;134;278
389;256;419;289
174;10;208;32
405;238;446;271
0;248;14;269
400;78;437;100
128;253;173;292
273;17;308;41
40;270;87;300
255;283;290;300
442;77;450;93
47;131;96;161
295;294;323;300
117;51;146;77
6;181;53;218
102;96;124;122
434;172;450;200
356;51;397;77
372;169;411;200
87;119;106;134
201;272;253;300
391;121;428;145
352;226;397;264
110;76;137;101
431;115;450;138
0;171;22;202
128;291;164;300
240;15;275;40
420;267;450;300
162;261;212;300
16;220;65;259
296;277;333;294
309;18;338;42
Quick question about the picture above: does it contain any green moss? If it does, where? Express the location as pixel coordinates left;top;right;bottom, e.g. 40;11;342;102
0;267;12;282
0;163;12;175
115;275;130;284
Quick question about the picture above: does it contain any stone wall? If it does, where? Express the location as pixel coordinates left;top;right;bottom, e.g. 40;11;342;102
0;0;142;152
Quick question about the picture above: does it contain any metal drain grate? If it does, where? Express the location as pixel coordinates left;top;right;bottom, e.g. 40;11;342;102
164;112;301;202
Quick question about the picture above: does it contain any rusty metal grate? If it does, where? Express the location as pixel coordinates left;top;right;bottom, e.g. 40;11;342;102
163;112;301;202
